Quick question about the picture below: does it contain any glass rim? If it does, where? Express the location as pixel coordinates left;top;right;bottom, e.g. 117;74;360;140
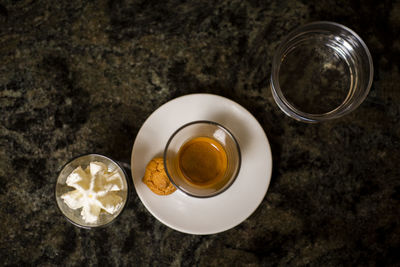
54;153;130;229
271;21;374;123
163;120;242;198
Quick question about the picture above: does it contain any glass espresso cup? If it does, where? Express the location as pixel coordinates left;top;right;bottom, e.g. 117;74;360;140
164;121;241;198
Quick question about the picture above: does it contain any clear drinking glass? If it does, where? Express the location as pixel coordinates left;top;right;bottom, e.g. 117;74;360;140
270;21;374;122
164;121;241;198
55;154;129;229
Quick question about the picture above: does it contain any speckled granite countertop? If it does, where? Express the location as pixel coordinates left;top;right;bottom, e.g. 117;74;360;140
1;0;399;265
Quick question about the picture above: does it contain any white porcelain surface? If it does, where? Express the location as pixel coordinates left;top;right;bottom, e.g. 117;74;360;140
131;94;272;234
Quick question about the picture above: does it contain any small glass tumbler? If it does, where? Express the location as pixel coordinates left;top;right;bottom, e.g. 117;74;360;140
55;154;129;229
164;121;241;198
270;21;374;122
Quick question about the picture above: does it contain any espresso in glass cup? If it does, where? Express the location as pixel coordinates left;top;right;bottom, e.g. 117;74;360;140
164;121;241;198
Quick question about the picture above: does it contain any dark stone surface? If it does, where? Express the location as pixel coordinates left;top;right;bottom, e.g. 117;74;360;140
1;0;399;265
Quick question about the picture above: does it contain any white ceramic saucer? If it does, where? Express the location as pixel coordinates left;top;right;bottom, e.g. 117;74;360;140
131;94;272;235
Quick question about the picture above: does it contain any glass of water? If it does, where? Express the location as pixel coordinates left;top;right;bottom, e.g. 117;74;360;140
270;21;374;123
